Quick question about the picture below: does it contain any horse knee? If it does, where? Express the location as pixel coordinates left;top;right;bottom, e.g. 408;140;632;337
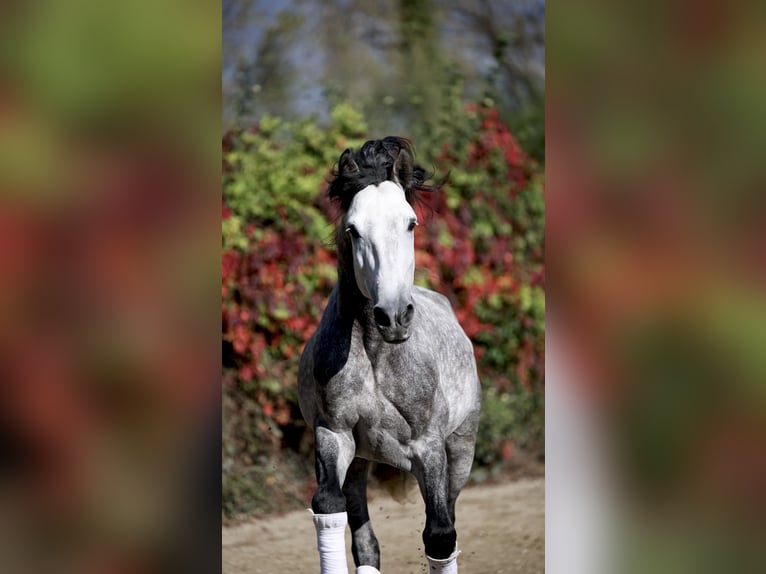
312;427;355;514
423;523;456;559
312;489;346;515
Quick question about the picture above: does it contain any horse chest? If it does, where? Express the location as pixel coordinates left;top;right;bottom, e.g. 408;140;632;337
355;356;440;462
323;358;431;415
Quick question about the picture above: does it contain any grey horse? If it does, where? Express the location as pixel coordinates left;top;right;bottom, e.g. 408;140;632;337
299;137;481;574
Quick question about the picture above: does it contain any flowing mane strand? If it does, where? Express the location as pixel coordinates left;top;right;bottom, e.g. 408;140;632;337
327;136;440;212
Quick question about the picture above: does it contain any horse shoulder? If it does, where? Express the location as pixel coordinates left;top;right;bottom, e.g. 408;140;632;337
298;291;339;423
412;286;474;353
411;286;480;422
412;285;452;310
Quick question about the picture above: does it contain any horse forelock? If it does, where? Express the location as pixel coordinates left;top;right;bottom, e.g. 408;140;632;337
327;136;438;214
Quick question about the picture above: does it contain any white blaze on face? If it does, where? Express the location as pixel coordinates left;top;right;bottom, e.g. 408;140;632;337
345;181;417;308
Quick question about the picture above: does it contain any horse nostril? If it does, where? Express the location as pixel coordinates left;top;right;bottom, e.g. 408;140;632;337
398;303;415;327
373;306;392;327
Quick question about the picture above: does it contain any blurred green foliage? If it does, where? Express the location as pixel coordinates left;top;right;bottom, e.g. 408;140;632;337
1;1;218;149
222;90;544;518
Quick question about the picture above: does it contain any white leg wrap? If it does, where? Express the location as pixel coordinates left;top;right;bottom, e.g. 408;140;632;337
355;566;380;574
311;511;349;574
426;548;460;573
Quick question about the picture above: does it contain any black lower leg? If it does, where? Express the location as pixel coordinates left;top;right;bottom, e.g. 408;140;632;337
343;458;380;568
423;519;457;559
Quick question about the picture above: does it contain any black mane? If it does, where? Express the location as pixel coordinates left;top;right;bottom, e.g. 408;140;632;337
328;136;438;211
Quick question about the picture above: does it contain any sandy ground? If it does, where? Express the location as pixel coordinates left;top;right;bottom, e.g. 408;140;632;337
222;478;544;574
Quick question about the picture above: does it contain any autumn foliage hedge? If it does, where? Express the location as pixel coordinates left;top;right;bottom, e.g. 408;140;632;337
222;100;544;517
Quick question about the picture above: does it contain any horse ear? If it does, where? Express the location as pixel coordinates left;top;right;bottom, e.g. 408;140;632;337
393;147;413;190
338;148;359;176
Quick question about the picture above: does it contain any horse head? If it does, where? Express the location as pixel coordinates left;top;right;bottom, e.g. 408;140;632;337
329;137;435;343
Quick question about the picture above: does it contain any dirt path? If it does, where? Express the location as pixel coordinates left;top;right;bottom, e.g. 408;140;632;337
222;478;544;574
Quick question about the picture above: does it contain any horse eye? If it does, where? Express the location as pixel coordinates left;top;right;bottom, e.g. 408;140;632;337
346;224;360;239
407;219;418;232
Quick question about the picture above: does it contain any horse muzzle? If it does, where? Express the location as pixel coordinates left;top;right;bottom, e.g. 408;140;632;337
373;300;414;343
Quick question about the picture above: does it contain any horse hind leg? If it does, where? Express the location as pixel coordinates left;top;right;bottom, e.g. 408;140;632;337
342;457;381;573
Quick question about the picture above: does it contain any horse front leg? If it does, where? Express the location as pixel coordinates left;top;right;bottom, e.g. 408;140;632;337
413;441;460;573
445;421;479;525
342;457;381;574
311;424;355;574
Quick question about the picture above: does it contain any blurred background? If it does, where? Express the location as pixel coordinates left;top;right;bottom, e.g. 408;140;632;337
223;0;545;159
3;0;763;573
221;0;546;521
0;1;220;573
547;0;766;572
